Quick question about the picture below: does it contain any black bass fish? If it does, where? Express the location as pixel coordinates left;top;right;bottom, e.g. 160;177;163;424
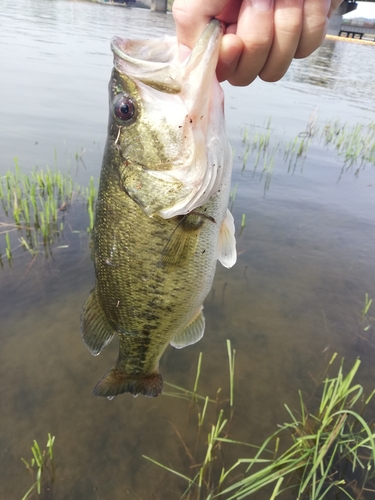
81;20;236;398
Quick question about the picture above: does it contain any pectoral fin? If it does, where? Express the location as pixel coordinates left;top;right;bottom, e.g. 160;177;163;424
218;209;237;269
80;288;114;356
170;307;205;349
159;213;205;270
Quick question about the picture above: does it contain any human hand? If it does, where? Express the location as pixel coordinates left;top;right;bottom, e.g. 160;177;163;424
173;0;344;86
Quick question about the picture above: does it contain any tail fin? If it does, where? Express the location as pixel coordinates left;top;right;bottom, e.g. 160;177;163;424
93;367;163;398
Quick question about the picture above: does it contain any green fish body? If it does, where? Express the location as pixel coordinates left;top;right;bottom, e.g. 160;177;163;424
81;20;236;398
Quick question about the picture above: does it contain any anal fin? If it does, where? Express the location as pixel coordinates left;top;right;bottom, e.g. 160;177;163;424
80;287;114;356
170;307;205;349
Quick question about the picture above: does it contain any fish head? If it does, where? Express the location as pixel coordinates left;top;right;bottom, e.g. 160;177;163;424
107;20;231;218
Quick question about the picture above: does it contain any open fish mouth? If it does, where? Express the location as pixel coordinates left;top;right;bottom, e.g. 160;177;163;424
111;20;222;93
110;20;229;219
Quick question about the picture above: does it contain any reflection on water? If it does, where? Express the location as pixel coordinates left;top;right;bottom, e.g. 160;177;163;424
1;0;375;498
0;0;175;181
287;40;338;89
282;38;375;113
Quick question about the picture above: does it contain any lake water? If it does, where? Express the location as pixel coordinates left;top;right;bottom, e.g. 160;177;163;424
1;1;375;499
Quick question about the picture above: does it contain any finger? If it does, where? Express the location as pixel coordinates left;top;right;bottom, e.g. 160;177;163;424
295;0;330;58
173;0;237;49
225;0;275;86
328;0;344;18
259;0;304;82
216;33;243;82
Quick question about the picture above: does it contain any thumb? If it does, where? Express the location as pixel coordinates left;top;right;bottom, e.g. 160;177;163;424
173;0;229;48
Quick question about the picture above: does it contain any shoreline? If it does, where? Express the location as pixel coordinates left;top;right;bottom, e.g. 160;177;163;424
326;34;375;45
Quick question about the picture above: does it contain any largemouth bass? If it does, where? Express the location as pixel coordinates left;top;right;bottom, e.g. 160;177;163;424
81;20;236;398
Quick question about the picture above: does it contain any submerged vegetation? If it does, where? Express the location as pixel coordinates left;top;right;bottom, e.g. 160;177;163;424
239;113;316;184
323;121;375;168
361;293;374;333
238;116;375;196
0;159;96;266
21;434;55;500
145;345;375;499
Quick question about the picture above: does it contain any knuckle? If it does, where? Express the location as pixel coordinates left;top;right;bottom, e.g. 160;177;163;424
259;67;287;83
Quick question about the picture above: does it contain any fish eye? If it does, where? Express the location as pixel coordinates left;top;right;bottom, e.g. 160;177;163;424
114;95;136;122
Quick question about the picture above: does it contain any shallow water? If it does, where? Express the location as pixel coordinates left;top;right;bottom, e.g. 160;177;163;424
1;1;375;498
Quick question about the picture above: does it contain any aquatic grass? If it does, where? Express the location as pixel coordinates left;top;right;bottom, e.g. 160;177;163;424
238;113;324;195
229;183;238;212
284;134;312;173
21;433;55;500
260;148;276;194
193;352;203;399
146;342;239;498
251;120;273;172
86;176;96;232
239;213;246;237
217;355;375;500
240;126;251;171
361;293;374;332
322;120;375;168
284;109;317;169
5;231;12;263
146;346;237;498
361;293;373;321
237;116;375;199
0;160;96;264
240;119;274;174
163;353;215;405
226;339;235;408
147;348;375;499
242;143;250;171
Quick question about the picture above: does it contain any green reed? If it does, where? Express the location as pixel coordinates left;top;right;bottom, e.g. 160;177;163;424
239;213;246;236
322;120;375;167
145;341;241;498
239;115;375;198
226;339;235;408
241;119;274;173
261;148;276;193
146;348;375;500
5;231;12;262
361;293;374;332
362;293;373;321
283;111;316;172
229;183;238;212
284;135;311;172
86;176;96;232
0;159;96;265
21;433;55;500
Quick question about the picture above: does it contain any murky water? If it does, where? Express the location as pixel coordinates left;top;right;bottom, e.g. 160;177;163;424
1;1;375;498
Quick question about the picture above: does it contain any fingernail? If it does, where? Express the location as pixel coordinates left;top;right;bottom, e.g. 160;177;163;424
220;33;241;66
221;50;239;66
250;0;273;12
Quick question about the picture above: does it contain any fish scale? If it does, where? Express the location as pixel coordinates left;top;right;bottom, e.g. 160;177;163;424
80;20;236;398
